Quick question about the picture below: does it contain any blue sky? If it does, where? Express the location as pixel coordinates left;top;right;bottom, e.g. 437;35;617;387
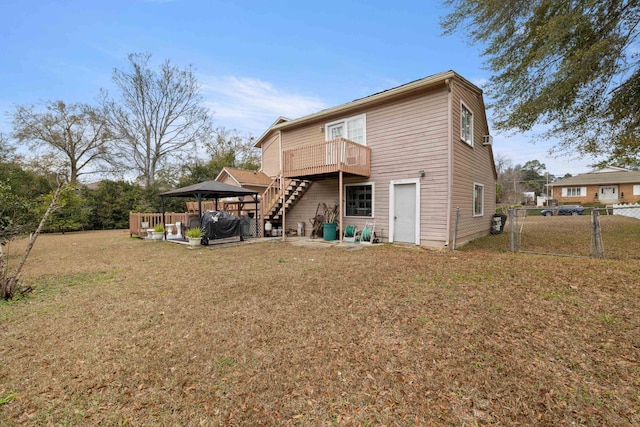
0;0;595;176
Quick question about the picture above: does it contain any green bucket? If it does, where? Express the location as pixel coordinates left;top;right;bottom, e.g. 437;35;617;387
323;223;337;241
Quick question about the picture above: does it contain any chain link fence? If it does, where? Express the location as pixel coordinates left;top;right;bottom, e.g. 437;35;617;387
505;205;640;259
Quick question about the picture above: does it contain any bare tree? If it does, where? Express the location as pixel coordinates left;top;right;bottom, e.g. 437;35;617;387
103;53;213;188
494;153;512;177
11;101;114;185
0;132;15;163
494;155;526;205
204;127;260;169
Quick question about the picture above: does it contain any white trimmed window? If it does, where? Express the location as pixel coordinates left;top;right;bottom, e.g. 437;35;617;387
461;103;473;146
326;114;366;145
473;183;484;216
633;185;640;195
562;187;585;197
345;183;373;217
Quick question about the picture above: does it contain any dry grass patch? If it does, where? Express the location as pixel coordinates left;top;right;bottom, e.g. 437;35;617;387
465;214;640;260
0;230;639;426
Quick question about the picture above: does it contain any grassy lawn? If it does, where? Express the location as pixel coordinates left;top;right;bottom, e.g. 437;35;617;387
1;229;639;426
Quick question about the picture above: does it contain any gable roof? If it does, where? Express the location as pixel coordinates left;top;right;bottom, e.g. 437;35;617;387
215;167;273;187
254;70;480;147
550;168;640;186
253;116;290;148
81;181;102;190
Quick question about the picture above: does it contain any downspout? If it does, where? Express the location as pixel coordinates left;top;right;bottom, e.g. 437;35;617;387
445;78;453;248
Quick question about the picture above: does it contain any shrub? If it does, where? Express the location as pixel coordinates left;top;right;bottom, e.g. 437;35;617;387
186;228;201;238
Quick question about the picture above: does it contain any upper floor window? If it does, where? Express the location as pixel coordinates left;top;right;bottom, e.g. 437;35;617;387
326;114;366;145
461;104;473;146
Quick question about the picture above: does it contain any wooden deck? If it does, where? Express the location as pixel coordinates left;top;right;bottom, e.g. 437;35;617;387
129;212;189;238
282;138;371;178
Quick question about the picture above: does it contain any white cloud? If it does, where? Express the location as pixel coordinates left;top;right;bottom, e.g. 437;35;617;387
200;76;327;136
471;77;488;89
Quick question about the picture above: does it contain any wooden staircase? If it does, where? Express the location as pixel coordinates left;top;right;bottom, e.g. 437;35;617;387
262;177;311;222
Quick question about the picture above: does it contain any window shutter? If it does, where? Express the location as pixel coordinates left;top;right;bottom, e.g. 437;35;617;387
581;187;587;196
561;188;567;197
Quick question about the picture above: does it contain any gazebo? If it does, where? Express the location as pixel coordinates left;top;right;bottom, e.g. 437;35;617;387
159;180;259;239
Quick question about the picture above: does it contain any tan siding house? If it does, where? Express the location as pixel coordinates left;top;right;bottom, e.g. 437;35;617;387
215;167;273;194
254;70;497;248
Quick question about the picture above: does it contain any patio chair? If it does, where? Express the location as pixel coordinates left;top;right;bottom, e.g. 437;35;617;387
354;221;376;244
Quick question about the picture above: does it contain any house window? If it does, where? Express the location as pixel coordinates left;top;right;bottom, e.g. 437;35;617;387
473;183;484;216
461;103;473;146
345;183;373;217
633;185;640;195
566;187;582;197
326;114;366;145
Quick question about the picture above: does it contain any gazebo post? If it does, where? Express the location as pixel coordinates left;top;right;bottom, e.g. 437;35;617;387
254;195;259;238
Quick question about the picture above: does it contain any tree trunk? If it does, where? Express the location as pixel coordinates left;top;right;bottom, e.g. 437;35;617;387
1;181;64;300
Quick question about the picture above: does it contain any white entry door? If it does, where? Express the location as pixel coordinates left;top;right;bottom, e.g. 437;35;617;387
391;180;419;244
599;186;618;201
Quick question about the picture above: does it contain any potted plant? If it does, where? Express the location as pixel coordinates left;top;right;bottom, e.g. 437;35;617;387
152;224;165;240
185;227;202;247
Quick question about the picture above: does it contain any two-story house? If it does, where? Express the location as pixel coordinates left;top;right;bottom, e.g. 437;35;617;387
254;70;497;248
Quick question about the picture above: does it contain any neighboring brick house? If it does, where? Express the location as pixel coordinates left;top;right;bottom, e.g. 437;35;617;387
548;167;640;205
254;70;497;248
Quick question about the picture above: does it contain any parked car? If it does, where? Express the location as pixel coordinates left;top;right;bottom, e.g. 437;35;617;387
541;205;585;216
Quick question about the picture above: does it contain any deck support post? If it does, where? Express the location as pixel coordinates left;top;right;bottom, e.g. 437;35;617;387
281;173;286;241
339;170;343;243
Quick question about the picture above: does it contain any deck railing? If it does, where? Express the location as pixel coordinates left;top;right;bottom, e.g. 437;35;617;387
186;201;218;213
260;176;305;224
261;176;283;221
129;212;189;237
282;138;371;178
